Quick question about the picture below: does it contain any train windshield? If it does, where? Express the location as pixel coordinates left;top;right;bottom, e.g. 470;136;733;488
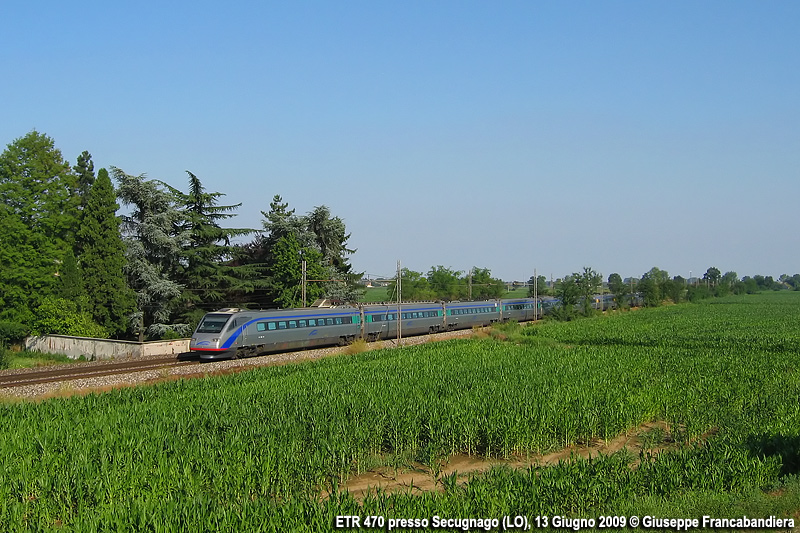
196;314;231;334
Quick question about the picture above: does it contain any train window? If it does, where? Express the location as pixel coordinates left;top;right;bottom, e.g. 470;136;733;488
268;322;277;331
288;321;297;329
299;320;307;328
335;317;342;325
326;318;334;326
196;314;230;334
278;321;287;330
308;319;317;327
257;323;266;332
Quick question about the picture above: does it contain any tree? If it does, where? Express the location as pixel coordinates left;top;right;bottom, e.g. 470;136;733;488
607;273;628;308
427;266;464;301
175;171;259;323
467;267;504;300
388;268;436;301
76;168;136;336
57;248;85;303
0;131;79;322
268;234;326;308
639;267;668;307
0;131;79;244
703;267;721;286
242;197;363;306
31;296;107;338
527;275;549;297
73;150;95;211
114;167;187;340
305;205;362;303
575;266;601;316
780;274;800;291
553;275;580;320
663;276;686;304
716;271;738;297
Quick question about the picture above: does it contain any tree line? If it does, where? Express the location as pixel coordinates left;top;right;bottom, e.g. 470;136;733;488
384;266;506;302
0;131;360;342
531;266;799;321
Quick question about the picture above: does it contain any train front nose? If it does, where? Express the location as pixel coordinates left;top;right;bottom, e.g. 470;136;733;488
190;335;220;351
191;335;235;360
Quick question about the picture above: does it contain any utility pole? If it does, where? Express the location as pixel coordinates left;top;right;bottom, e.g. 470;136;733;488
468;268;473;300
301;259;307;307
534;268;538;320
397;260;402;345
599;272;603;312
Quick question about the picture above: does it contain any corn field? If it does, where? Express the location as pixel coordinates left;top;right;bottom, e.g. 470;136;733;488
1;292;799;530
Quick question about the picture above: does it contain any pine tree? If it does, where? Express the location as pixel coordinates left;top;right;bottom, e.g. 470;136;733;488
306;205;362;302
176;171;259;323
76;168;136;335
113;167;186;340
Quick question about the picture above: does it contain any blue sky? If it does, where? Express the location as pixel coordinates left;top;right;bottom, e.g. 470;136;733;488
2;1;798;281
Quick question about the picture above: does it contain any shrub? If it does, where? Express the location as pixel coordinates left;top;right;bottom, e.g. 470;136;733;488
31;296;108;338
0;321;29;345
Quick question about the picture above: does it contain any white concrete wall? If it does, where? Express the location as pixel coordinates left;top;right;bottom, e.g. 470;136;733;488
25;335;190;361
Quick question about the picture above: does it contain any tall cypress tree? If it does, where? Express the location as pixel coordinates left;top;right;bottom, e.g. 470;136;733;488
73;151;95;207
58;248;86;303
75;168;135;336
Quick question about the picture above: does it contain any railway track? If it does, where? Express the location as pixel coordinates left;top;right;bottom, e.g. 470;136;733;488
0;354;200;390
1;328;481;397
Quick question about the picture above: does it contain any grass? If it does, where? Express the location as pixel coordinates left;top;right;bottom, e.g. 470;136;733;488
0;348;82;369
1;292;799;529
360;286;391;302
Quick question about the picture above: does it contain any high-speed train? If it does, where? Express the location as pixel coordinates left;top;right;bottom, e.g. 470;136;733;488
188;293;631;360
190;298;546;360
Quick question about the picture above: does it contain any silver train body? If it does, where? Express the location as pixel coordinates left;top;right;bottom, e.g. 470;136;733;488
189;295;626;360
191;298;536;360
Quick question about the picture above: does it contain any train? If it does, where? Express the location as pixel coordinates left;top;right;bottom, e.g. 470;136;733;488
189;294;622;360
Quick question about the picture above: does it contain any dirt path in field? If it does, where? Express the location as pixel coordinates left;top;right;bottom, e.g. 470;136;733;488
336;420;694;500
